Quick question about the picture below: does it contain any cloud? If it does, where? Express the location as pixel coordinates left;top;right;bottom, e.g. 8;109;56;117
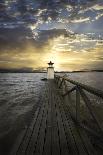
0;0;103;70
92;4;103;11
71;17;90;23
0;26;35;49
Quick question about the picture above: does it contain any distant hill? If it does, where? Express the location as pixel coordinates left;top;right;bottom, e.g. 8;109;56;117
0;68;46;73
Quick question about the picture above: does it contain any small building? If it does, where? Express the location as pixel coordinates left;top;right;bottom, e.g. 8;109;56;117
47;61;54;79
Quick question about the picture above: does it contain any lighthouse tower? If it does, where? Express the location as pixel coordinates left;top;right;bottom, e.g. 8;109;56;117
47;61;54;79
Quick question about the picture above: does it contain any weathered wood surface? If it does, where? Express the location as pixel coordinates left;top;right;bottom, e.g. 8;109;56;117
11;80;97;155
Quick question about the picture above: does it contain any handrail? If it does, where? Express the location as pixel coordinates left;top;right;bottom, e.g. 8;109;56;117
55;75;103;99
54;74;103;135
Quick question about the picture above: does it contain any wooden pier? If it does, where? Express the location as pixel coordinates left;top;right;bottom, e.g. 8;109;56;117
11;75;103;155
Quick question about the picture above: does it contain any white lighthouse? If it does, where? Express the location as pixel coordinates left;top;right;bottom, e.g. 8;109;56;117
47;61;54;79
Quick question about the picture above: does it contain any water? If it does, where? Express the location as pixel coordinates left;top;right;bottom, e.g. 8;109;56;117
59;72;103;91
68;72;103;91
0;72;103;154
0;73;46;110
0;73;46;154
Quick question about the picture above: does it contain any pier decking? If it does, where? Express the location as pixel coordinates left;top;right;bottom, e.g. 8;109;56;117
11;77;103;155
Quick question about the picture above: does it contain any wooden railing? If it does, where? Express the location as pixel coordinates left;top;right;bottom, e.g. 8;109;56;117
54;75;103;140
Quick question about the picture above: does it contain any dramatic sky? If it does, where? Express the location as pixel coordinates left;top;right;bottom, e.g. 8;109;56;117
0;0;103;71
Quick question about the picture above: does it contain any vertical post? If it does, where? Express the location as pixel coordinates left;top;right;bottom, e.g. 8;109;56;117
59;78;64;88
62;80;66;95
76;87;80;122
54;75;57;84
57;77;60;86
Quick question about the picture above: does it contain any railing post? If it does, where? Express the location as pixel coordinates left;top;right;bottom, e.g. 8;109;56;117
56;76;60;86
59;78;64;88
55;76;58;84
76;87;80;122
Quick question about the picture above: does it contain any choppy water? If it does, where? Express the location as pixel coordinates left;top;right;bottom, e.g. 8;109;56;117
0;72;102;121
0;73;46;137
0;73;46;108
0;72;103;118
0;72;103;117
58;72;103;91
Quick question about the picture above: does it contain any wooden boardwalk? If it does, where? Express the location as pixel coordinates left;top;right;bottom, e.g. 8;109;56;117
11;80;98;155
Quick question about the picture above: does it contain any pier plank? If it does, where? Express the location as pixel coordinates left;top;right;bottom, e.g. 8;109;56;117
43;86;60;155
25;100;45;155
16;107;40;155
34;89;50;155
52;91;69;155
